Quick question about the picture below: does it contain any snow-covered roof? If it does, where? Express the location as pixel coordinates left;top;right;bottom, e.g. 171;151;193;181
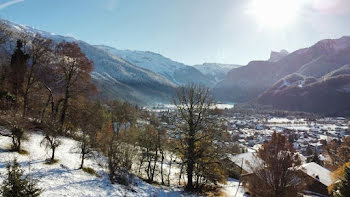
229;153;262;174
301;162;332;186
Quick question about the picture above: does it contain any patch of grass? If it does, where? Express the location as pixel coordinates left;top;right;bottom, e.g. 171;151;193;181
82;167;100;177
18;149;29;155
44;159;59;165
5;145;30;155
188;185;224;197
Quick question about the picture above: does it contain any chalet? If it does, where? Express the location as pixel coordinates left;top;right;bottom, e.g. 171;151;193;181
299;162;332;197
228;153;332;197
229;152;261;174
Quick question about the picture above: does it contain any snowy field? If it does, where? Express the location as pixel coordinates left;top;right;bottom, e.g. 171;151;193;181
0;132;244;197
0;132;196;197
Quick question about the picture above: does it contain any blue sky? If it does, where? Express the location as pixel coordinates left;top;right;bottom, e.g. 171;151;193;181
1;0;350;65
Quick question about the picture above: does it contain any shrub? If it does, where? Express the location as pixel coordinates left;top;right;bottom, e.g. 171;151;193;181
82;167;100;177
1;158;43;197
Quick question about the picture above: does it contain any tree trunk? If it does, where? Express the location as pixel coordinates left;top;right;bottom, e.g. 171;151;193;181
51;147;56;161
146;148;152;181
80;151;85;169
167;154;173;186
150;147;158;182
22;93;28;118
12;136;16;150
160;151;165;185
60;67;73;126
17;137;21;152
60;94;68;126
186;130;195;191
138;156;144;175
179;162;184;186
40;94;51;122
22;61;35;118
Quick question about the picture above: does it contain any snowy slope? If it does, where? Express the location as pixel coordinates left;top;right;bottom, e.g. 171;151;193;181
0;132;194;197
1;19;177;104
3;19;76;43
95;46;185;79
221;179;248;197
193;63;242;82
1;18;217;103
78;41;176;104
95;45;215;87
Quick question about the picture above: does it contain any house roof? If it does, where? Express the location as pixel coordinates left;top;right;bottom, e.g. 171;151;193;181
301;162;332;187
229;152;262;174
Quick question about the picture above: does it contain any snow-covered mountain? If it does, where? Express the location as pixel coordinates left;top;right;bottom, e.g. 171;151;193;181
78;42;176;104
4;19;76;43
192;63;242;82
1;18;243;104
95;45;216;87
1;19;176;104
214;36;350;114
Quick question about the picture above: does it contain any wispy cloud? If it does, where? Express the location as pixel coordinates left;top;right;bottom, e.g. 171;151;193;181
0;0;24;10
310;0;350;15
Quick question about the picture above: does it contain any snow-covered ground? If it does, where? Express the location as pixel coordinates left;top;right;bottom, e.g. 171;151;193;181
221;179;247;197
0;132;196;197
0;132;246;196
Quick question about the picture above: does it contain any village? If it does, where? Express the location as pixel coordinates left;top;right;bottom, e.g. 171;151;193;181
148;104;350;196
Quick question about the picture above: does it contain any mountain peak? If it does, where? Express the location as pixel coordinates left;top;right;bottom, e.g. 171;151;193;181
268;49;289;62
1;18;77;43
313;36;350;54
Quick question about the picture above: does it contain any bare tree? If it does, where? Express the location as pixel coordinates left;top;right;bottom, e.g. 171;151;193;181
173;83;216;191
0;112;28;152
54;42;94;126
72;99;104;169
21;35;53;117
245;132;306;197
40;115;62;162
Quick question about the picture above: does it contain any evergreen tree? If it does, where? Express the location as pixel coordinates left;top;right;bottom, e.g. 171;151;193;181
310;151;323;166
9;40;29;104
1;159;43;197
333;166;350;197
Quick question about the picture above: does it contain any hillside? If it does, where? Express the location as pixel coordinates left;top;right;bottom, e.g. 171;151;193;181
214;36;350;102
192;63;242;83
0;130;245;197
95;45;215;87
78;42;176;104
0;132;191;197
258;65;350;115
1;19;179;105
213;36;350;114
2;19;238;104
